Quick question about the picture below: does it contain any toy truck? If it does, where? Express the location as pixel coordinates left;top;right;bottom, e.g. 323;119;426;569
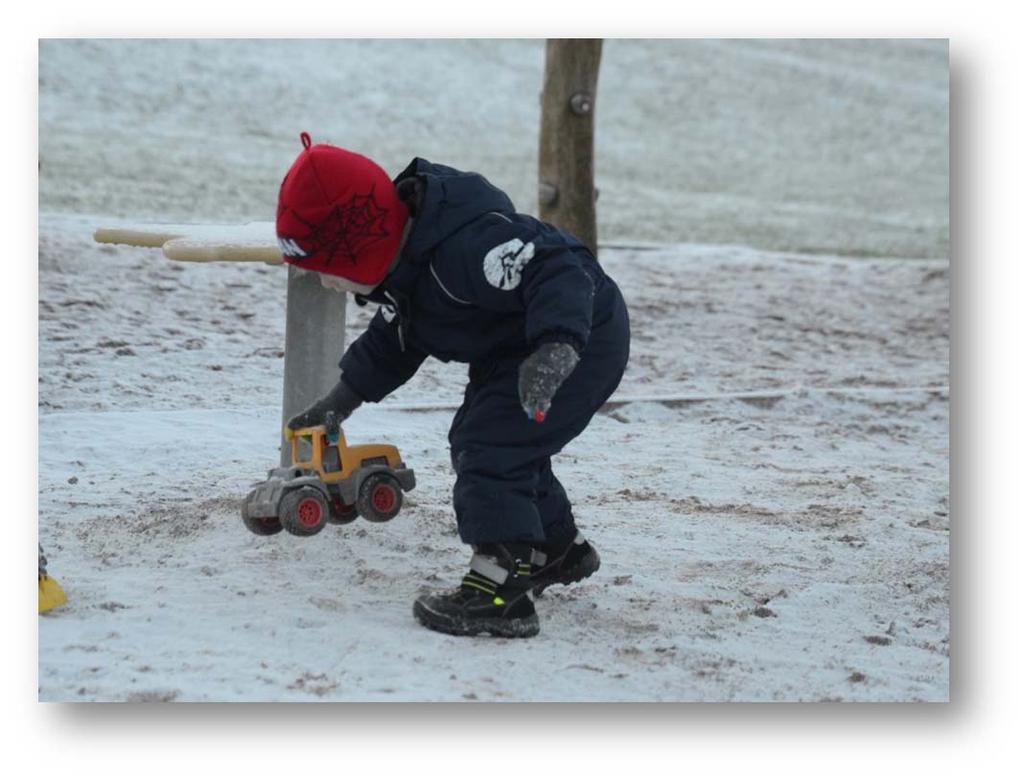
242;423;415;537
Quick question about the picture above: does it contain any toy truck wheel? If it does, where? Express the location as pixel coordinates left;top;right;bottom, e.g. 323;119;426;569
327;498;359;525
242;503;283;536
279;487;329;536
357;472;403;522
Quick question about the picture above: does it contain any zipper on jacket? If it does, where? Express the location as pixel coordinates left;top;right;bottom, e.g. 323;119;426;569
429;262;473;306
382;289;407;352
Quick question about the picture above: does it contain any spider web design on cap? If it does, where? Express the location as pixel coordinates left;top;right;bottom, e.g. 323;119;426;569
288;186;392;267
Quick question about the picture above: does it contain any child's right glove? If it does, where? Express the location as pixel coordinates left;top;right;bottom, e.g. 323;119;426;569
517;342;581;423
286;378;364;436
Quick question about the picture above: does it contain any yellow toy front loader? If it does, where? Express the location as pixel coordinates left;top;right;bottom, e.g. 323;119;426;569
242;424;415;537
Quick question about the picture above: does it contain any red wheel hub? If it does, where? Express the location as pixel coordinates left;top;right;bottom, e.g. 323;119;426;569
372;484;397;513
297;497;324;528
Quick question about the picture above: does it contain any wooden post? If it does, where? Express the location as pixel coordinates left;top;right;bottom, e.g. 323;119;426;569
279;266;348;466
538;39;603;255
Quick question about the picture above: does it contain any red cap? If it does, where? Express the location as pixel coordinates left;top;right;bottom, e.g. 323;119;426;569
275;133;408;286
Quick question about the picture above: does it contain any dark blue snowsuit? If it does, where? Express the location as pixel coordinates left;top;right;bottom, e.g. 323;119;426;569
339;159;630;545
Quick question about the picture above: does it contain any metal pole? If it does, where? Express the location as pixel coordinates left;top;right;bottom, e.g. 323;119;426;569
279;265;347;466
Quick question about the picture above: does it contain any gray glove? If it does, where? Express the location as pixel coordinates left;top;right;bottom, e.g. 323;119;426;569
286;378;363;435
517;342;580;422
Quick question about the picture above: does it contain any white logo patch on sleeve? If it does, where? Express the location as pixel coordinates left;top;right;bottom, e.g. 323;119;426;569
482;239;536;291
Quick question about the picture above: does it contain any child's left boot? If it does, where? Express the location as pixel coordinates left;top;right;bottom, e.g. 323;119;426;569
413;543;540;638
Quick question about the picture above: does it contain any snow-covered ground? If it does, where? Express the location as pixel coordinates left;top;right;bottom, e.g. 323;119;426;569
37;215;948;701
37;40;948;701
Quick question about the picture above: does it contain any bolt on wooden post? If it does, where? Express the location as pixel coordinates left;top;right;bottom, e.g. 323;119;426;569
538;38;603;256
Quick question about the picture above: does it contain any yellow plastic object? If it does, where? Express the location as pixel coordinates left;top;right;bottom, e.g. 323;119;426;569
38;575;67;613
288;425;402;483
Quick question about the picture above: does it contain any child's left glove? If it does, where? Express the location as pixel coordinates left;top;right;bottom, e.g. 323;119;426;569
286;378;363;435
517;342;581;422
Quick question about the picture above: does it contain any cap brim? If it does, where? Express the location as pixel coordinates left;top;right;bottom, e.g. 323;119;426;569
315;273;379;295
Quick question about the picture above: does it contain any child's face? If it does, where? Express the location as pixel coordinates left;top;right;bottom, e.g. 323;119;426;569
318;273;378;295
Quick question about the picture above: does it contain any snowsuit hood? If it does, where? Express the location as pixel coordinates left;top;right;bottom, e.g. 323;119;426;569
393;158;516;261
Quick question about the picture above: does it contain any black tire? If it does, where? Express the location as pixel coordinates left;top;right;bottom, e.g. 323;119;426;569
327;498;359;525
241;502;283;536
279;486;329;536
357;472;403;522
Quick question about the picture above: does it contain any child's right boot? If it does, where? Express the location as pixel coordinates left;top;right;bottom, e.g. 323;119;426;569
530;531;601;595
413;542;540;638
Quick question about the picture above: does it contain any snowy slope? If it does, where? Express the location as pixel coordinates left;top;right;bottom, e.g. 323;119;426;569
38;39;948;259
37;216;948;701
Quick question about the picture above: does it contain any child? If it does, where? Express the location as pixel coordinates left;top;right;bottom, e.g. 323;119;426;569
278;133;630;638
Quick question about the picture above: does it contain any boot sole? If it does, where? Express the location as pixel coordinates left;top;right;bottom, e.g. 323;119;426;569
533;546;601;596
412;599;540;638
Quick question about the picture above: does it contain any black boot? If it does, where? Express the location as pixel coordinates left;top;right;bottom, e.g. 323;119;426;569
530;531;601;595
413;543;540;638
